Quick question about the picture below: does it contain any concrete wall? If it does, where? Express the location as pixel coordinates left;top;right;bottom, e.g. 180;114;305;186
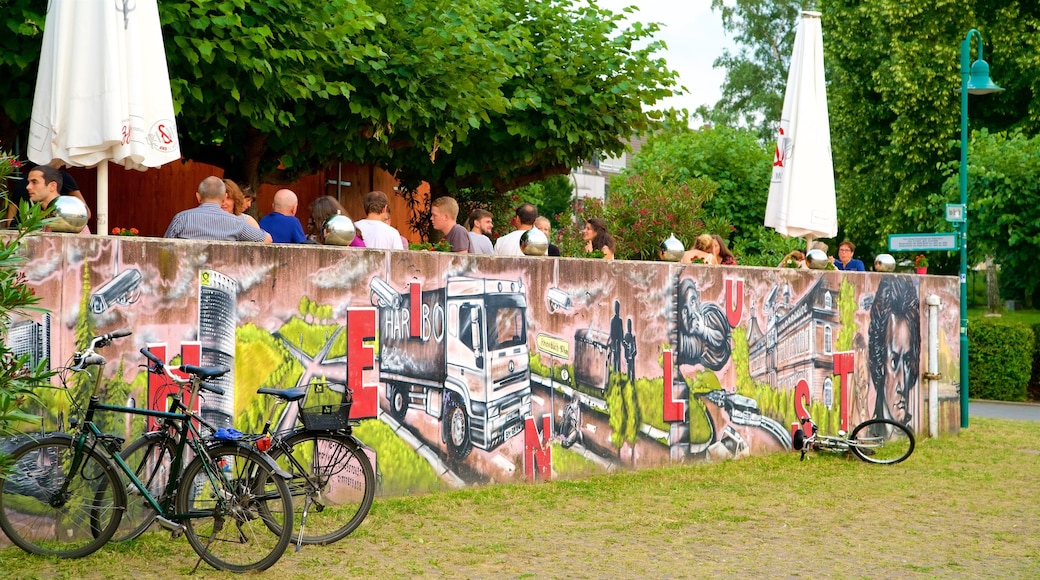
12;234;961;495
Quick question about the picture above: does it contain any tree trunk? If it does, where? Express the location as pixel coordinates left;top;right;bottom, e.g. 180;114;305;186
985;256;1000;313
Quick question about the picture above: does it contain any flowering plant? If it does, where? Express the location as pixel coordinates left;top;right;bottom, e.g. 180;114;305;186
914;254;929;268
409;240;452;252
111;227;140;237
0;151;23;199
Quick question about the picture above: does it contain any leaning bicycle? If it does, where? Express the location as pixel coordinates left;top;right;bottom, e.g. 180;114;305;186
0;332;295;572
791;415;915;465
116;352;375;549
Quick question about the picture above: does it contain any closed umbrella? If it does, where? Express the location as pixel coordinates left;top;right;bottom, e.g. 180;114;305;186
763;11;837;246
27;0;180;234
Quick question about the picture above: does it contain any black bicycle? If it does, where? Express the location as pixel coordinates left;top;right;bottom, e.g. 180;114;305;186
0;333;295;572
115;350;374;549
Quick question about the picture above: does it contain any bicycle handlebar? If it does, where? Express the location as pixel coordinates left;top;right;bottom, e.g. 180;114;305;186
69;330;133;371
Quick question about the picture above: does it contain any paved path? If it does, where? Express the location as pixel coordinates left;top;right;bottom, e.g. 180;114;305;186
969;399;1040;422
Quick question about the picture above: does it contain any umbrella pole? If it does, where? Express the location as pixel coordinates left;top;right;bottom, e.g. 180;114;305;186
97;160;109;235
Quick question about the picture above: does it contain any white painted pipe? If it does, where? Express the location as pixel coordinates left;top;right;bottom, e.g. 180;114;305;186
927;294;941;438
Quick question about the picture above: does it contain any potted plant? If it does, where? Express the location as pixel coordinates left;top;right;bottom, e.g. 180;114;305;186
914;254;929;274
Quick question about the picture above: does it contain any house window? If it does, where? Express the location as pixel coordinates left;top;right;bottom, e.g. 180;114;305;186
823;377;834;409
824;291;833;310
824;325;832;354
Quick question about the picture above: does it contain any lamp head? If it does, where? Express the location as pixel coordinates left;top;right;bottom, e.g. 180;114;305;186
967;59;1003;95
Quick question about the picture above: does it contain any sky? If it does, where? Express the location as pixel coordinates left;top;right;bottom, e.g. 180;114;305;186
595;0;737;116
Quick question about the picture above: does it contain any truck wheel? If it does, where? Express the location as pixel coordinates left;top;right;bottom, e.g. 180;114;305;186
388;384;408;421
442;393;472;460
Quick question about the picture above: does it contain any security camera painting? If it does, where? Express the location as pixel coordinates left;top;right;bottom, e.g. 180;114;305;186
7;235;960;495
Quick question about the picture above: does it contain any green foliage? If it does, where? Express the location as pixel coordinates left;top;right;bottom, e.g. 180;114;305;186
353;418;446;495
1032;323;1040;400
699;0;801;139
557;165;717;261
824;0;1040;262
387;0;680;199
0;1;45;145
628;125;774;250
941;129;1040;302
0;192;53;475
967;319;1032;401
730;228;805;268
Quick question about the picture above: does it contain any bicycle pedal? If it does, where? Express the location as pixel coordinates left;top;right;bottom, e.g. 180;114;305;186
156;515;186;537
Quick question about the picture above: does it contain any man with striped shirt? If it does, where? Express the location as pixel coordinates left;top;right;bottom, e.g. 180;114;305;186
165;176;271;243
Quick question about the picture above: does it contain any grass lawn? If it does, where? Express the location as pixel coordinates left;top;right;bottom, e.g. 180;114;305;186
968;307;1040;326
2;417;1038;578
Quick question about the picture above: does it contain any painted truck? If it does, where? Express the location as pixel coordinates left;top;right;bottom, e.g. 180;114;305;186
371;276;532;459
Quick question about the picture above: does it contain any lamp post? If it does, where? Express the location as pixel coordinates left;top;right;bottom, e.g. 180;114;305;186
959;29;1002;428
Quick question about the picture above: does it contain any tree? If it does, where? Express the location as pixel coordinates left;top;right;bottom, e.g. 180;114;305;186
699;1;1040;265
0;1;45;149
823;0;1039;262
626;125;774;248
941;129;1040;305
388;0;680;200
697;0;801;139
161;0;387;188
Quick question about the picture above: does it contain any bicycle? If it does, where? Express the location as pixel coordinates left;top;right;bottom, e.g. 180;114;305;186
0;332;295;572
118;350;375;549
791;415;915;465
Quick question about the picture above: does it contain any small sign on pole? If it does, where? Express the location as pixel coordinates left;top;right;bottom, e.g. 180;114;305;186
945;204;966;223
888;233;959;252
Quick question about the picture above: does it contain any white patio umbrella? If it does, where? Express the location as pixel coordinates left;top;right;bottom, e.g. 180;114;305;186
27;0;180;235
763;11;837;247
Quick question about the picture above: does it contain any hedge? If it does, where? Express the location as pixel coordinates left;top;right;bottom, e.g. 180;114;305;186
967;319;1032;401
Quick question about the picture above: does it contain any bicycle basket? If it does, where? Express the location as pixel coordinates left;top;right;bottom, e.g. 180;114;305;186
299;382;353;431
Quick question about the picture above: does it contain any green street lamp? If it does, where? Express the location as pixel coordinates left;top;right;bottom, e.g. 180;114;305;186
959;29;1002;428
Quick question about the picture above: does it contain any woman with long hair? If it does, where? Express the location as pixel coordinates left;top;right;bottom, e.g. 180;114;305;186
308;195;365;247
221;179;262;229
582;217;615;260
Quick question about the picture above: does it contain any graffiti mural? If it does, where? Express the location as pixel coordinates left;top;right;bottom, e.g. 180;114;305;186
5;236;961;496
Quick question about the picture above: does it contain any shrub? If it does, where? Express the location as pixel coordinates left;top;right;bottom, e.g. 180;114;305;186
1030;323;1040;401
967;319;1032;401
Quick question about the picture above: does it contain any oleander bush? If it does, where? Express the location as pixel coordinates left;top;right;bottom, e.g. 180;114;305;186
967;319;1032;401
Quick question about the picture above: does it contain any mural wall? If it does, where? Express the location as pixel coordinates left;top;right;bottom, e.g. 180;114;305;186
9;235;961;495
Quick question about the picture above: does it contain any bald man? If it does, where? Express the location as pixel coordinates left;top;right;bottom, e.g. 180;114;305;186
258;189;307;243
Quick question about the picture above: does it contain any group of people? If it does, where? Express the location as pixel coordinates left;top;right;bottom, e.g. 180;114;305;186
680;234;736;265
778;240;866;271
164;177;412;249
13;169;871;273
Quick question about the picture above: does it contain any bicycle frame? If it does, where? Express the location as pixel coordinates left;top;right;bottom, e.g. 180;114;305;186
66;355;245;530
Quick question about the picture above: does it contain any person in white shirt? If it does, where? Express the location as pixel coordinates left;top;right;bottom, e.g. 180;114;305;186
494;203;537;256
354;190;404;250
468;208;494;255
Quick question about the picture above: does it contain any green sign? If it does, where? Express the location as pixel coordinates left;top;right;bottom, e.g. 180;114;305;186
888;233;958;252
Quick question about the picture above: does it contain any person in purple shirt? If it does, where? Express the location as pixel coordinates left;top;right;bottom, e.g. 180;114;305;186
258;189;307;243
834;240;866;271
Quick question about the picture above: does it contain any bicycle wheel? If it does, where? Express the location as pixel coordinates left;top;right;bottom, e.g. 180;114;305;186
267;431;375;545
105;432;178;542
0;435;125;558
849;419;915;464
176;443;293;572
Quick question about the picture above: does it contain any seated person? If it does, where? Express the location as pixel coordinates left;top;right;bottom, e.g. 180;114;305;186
164;176;271;242
681;234;716;264
258;189;307;243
